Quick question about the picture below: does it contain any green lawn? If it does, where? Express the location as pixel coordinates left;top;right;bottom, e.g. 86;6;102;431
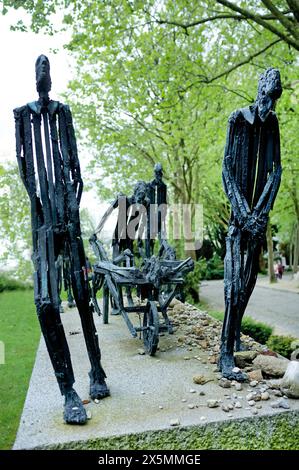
0;290;40;449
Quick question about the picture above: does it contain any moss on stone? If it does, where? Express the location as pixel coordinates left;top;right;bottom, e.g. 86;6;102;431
44;411;299;450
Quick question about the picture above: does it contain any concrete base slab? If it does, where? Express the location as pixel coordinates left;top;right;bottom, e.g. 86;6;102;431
13;303;299;450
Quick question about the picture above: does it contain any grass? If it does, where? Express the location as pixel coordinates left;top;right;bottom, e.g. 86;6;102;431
0;290;40;450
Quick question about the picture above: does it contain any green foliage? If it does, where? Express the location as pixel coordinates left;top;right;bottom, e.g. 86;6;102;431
241;317;273;344
0;273;31;293
1;0;299;266
185;260;201;303
207;310;273;344
199;254;224;280
267;334;296;359
0;163;32;282
0;290;39;449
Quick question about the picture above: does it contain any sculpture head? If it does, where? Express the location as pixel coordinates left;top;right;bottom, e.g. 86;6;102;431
133;181;149;205
35;54;52;96
256;68;282;122
154;163;163;183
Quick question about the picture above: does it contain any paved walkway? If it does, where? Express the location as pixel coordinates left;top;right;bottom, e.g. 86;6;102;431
200;276;299;338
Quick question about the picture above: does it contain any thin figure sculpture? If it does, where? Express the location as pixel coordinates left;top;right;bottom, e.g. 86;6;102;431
14;55;109;424
219;68;282;381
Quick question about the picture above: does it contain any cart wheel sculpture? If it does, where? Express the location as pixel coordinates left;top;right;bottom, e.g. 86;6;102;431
143;301;160;356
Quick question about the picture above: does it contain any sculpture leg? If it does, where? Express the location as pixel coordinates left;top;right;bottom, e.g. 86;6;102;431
219;225;247;381
68;236;110;400
235;240;260;351
34;226;87;424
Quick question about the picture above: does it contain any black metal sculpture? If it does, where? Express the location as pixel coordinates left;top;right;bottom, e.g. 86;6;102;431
14;55;109;424
89;165;194;354
219;68;282;381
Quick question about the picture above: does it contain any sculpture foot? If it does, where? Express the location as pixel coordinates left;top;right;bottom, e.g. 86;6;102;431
219;354;247;382
63;389;87;425
89;373;110;400
111;308;120;316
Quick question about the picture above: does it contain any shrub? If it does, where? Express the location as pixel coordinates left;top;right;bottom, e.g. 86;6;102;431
0;273;31;293
241;316;273;344
266;335;296;359
185;261;202;303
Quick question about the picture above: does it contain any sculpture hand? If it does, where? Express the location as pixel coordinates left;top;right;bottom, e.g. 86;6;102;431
243;213;268;240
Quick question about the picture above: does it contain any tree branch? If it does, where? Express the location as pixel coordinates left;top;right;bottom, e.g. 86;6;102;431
261;0;299;38
179;38;282;92
216;0;299;50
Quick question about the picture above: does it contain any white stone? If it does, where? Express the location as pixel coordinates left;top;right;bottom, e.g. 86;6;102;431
189;389;196;393
235;402;242;408
235;383;242;391
261;391;270;400
170;419;180;426
250;380;258;387
232;367;241;373
248;400;255;406
207;399;219;408
280;361;299;398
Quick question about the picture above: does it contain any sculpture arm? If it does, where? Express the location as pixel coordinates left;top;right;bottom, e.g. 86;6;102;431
63;105;83;204
222;155;251;227
253;165;282;217
94;196;120;236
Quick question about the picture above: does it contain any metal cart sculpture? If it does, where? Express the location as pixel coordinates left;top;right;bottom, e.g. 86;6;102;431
219;68;282;381
14;55;109;425
90;169;194;355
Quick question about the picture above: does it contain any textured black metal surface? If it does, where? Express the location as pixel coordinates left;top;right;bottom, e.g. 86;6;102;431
219;68;282;381
14;55;109;424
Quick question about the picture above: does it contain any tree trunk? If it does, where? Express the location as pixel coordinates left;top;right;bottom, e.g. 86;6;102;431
293;223;299;274
266;220;276;283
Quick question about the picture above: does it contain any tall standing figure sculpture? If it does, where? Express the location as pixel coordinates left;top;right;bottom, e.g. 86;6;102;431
219;68;282;381
14;55;109;424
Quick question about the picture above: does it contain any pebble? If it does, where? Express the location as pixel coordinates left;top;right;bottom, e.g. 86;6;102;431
228;403;234;410
219;378;231;389
235;402;242;409
182;398;187;403
207;399;219;408
248;400;255;406
246;393;255;401
277;398;290;409
189;389;196;394
200;416;207;421
141;391;145;395
232;367;241;373
86;410;92;420
170;419;180;426
256;404;262;409
261;392;270;401
235;383;243;391
250;380;258;387
188;404;195;409
94;399;100;404
137;349;145;355
222;405;230;412
251;409;258;415
184;356;191;360
272;389;283;397
159;405;163;410
199;391;206;396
